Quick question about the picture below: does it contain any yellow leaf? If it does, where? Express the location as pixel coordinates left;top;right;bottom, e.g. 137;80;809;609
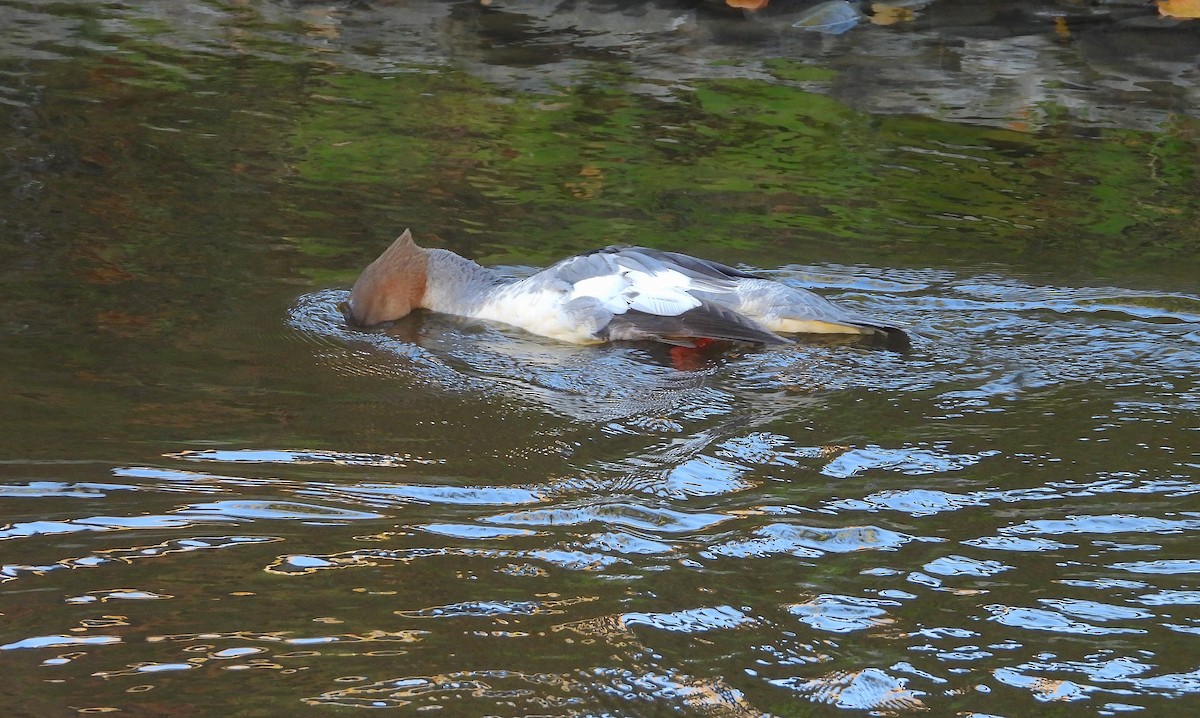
870;4;915;25
1158;0;1200;18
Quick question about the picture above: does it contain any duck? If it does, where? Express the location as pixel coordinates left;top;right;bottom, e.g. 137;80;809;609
347;229;908;349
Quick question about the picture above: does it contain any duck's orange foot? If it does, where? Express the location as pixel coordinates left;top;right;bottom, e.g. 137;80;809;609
668;338;728;371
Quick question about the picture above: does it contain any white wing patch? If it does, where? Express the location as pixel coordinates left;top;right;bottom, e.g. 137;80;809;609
570;274;630;314
635;267;690;288
626;289;701;316
569;267;702;317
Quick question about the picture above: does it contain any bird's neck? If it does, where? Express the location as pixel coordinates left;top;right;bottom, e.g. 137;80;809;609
421;249;509;315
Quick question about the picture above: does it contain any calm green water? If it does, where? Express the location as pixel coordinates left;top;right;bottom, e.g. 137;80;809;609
2;1;1200;715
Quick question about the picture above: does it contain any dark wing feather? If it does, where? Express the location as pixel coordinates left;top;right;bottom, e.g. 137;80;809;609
627;247;762;280
546;250;625;285
577;246;760;282
600;300;790;346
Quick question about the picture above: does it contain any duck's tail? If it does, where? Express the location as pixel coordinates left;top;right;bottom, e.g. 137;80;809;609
855;322;911;352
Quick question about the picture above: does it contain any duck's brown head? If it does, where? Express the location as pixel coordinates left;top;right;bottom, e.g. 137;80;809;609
347;229;429;326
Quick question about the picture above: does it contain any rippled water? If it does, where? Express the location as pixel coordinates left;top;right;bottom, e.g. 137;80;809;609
3;1;1200;716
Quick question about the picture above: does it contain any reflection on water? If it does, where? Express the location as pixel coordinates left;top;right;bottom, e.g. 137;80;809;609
6;0;1198;131
2;0;1200;716
5;261;1189;713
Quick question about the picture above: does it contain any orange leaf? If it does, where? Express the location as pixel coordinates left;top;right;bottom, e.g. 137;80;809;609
727;0;769;10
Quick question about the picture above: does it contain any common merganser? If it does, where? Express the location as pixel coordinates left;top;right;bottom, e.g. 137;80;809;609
348;230;908;349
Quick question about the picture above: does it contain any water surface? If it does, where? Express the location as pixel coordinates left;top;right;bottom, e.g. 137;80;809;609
2;1;1199;715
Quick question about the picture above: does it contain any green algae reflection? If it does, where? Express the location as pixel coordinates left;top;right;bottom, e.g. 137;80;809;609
292;62;1200;281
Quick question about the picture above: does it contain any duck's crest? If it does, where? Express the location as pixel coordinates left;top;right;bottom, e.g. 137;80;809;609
348;229;429;326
